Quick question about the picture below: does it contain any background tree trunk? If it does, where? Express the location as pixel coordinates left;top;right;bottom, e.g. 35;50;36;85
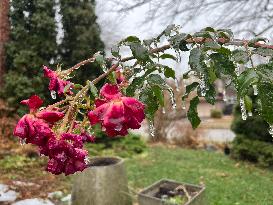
0;0;10;86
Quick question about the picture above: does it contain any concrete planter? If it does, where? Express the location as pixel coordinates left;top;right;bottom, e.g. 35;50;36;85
72;156;132;205
138;179;206;205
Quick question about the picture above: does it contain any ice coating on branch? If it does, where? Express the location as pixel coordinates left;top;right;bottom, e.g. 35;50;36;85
175;78;180;91
223;89;227;102
235;66;240;76
166;85;176;109
199;74;206;97
148;120;155;137
239;97;247;120
268;125;273;137
253;84;258;96
182;99;186;110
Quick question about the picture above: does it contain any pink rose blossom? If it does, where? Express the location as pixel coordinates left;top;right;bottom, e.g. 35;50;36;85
88;83;145;137
43;66;73;96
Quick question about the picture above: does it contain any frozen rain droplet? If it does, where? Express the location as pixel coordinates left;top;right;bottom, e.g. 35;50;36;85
199;74;206;97
20;138;26;146
149;120;155;138
182;99;186;110
240;98;247;120
268;125;273;137
175;78;180;91
84;156;90;165
114;124;122;131
223;90;227;102
248;112;253;117
51;90;56;99
253;84;258;96
167;85;176;109
235;66;240;76
162;107;166;114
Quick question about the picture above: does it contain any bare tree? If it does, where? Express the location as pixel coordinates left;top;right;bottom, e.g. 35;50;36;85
0;0;10;86
107;0;273;37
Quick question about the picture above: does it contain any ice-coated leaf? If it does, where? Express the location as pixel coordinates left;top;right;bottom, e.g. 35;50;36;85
160;53;176;61
237;69;258;97
187;96;201;129
232;49;249;64
182;82;199;100
139;87;159;120
164;66;176;79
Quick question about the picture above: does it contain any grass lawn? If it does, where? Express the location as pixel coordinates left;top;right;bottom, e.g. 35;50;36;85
126;145;273;205
0;143;272;204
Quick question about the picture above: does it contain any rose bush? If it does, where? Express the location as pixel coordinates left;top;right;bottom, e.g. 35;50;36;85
13;25;273;175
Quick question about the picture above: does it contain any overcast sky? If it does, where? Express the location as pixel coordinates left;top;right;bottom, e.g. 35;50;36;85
95;1;213;75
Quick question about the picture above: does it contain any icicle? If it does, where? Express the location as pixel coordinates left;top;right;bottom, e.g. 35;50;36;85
175;78;180;91
162;107;166;114
182;99;186;110
148;120;155;137
19;138;26;146
268;125;273;137
199;74;206;97
50;90;56;99
239;98;247;120
248;112;253;117
235;66;240;76
166;85;176;109
114;124;122;131
223;89;227;102
253;84;258;96
84;156;90;165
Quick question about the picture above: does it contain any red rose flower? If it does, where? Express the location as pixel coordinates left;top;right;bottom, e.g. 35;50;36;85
45;137;88;175
43;66;73;96
13;95;64;145
88;83;145;137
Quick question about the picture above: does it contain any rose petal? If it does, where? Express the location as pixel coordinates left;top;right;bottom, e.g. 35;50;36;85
100;83;121;100
20;95;43;111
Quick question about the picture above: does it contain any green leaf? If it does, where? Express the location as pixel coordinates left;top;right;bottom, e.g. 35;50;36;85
204;85;216;105
130;43;150;62
217;29;233;39
244;95;253;113
189;48;205;71
160;53;176;61
202;27;215;32
258;82;273;124
207;67;217;83
163;24;176;36
232;49;249;64
164;66;175;79
126;76;145;97
152;85;164;106
94;53;104;64
179;40;189;51
122;36;141;43
210;52;235;75
182;82;199;100
139;87;159;120
111;45;120;57
237;69;258;97
204;41;221;50
187;96;201;129
147;74;167;89
88;81;98;97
